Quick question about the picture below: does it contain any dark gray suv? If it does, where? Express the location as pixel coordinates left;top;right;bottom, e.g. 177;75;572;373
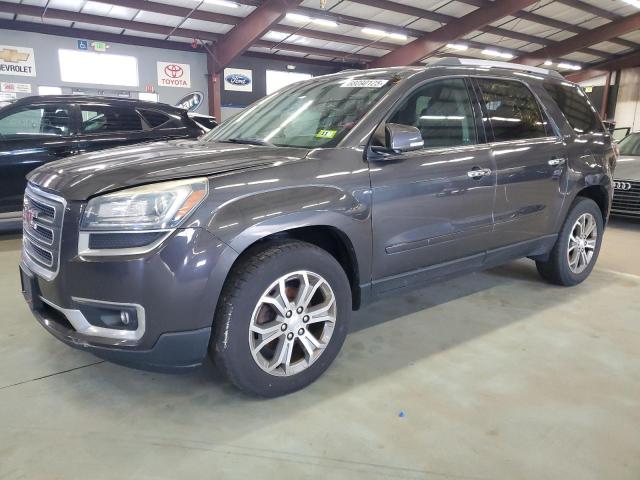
20;59;616;397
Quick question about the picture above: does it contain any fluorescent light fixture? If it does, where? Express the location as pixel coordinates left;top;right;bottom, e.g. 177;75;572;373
362;27;406;40
389;32;408;41
446;43;468;51
557;62;582;71
544;60;553;66
312;18;338;27
286;13;311;22
622;0;640;7
204;0;239;7
286;12;337;27
481;49;513;59
362;27;387;37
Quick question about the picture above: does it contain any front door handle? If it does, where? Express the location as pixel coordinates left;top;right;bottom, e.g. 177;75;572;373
467;167;492;179
548;157;566;166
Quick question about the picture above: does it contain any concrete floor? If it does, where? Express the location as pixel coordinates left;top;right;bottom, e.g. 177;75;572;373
1;220;639;480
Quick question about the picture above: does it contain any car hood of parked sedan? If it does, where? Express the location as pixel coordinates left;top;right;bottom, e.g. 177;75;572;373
615;155;640;181
27;140;311;200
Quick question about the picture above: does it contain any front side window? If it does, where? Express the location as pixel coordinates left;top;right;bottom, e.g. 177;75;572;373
80;106;143;134
477;79;547;142
388;78;477;148
0;105;70;140
206;73;402;148
544;80;604;134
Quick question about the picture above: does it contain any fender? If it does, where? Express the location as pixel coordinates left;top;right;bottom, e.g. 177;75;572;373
202;184;373;291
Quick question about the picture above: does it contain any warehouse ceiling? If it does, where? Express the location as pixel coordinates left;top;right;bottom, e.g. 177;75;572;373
1;0;640;74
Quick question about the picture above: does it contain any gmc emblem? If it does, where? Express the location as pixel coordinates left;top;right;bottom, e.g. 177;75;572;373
23;205;38;227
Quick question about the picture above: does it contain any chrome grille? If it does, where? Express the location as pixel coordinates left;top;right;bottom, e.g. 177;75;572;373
22;184;66;280
611;180;640;217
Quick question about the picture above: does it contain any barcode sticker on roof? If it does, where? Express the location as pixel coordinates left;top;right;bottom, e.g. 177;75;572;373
341;79;388;88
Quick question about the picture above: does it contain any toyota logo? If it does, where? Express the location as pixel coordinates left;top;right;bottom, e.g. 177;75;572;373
614;181;632;191
164;64;184;79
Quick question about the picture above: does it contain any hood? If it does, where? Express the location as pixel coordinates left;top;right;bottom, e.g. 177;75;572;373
614;155;640;181
28;140;310;200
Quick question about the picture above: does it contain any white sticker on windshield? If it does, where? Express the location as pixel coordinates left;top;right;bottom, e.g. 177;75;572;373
341;79;388;88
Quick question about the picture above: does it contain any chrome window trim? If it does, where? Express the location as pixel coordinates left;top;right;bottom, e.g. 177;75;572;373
40;296;146;342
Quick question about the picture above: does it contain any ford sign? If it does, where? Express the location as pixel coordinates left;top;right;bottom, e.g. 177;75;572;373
225;73;251;87
175;91;204;112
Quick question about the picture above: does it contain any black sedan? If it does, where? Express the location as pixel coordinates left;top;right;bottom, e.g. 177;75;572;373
0;95;205;229
612;132;640;219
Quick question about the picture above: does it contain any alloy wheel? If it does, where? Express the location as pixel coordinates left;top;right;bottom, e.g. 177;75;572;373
567;212;598;274
248;270;336;376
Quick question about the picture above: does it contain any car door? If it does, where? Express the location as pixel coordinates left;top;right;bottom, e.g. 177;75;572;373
75;103;148;155
369;77;496;291
0;103;74;214
473;77;567;248
137;108;200;141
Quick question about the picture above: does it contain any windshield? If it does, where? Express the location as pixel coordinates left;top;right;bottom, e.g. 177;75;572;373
204;73;401;148
618;133;640;156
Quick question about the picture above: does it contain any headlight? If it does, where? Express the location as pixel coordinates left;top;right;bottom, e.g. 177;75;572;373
81;178;208;232
78;178;208;256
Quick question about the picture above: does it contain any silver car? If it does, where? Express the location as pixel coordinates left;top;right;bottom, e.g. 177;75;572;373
612;132;640;218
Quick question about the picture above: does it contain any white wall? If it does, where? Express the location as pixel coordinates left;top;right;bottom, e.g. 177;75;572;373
614;67;640;132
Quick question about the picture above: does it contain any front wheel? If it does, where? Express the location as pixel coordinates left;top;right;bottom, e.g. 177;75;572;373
211;240;351;397
536;197;604;286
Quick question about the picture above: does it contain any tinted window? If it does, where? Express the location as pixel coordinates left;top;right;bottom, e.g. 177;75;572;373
544;81;603;134
139;109;180;129
0;105;70;139
477;79;547;141
80;106;142;133
618;133;640;156
388;78;477;148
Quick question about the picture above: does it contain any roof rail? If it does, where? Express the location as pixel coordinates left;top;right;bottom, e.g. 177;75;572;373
431;57;564;79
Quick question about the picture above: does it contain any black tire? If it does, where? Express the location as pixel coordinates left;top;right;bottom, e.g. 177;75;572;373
536;197;604;286
211;240;351;397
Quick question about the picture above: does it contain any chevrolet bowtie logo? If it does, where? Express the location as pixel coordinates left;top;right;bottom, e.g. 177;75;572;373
0;48;30;63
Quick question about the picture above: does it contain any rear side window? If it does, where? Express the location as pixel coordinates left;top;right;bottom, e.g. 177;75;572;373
476;78;547;142
543;81;603;134
80;105;143;134
138;109;181;129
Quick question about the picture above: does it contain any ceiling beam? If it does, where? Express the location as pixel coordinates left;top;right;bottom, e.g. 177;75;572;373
0;19;209;53
347;0;620;61
566;49;640;83
515;11;640;66
555;0;619;21
211;0;302;72
455;0;639;51
0;1;219;41
0;1;371;64
369;0;539;68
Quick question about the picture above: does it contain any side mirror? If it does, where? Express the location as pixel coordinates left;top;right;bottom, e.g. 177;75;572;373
602;120;615;134
385;123;424;153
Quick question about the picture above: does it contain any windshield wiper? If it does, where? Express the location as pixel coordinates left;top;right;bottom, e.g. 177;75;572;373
221;137;275;147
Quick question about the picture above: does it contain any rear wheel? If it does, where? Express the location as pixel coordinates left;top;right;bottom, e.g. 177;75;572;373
211;240;351;397
536;197;604;286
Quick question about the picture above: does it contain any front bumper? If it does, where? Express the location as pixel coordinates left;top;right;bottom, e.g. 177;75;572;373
21;224;239;371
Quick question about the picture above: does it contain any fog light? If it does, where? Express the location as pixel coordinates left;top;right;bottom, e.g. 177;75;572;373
120;311;130;326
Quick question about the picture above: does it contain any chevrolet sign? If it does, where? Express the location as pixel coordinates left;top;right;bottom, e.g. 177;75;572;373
0;46;37;77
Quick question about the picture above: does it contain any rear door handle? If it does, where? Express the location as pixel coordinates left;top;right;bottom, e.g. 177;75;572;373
467;167;492;179
548;157;566;166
